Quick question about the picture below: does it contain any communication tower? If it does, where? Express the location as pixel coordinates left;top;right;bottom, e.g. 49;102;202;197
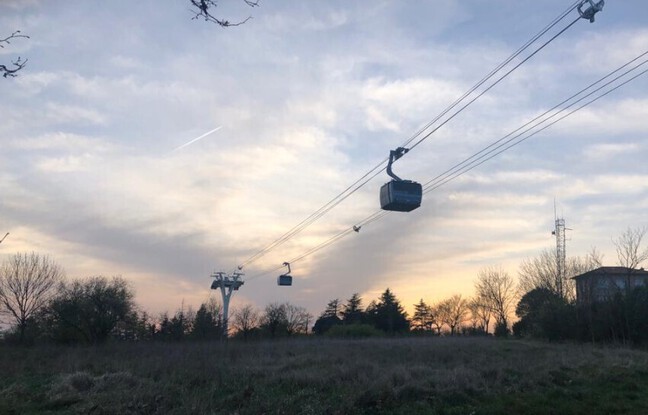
552;216;566;296
210;271;244;338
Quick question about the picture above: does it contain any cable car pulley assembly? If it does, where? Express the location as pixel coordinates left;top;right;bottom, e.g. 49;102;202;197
577;0;604;23
380;147;422;212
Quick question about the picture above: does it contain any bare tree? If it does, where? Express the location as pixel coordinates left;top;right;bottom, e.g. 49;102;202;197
189;0;259;27
231;304;259;340
613;226;648;270
284;303;311;335
467;296;491;333
1;31;29;78
0;252;64;342
261;302;287;338
438;294;468;335
475;266;516;329
518;248;601;301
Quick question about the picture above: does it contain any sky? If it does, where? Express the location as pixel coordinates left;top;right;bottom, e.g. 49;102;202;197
1;0;647;318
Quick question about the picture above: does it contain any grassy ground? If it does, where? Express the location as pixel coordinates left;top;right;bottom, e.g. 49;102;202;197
1;337;648;414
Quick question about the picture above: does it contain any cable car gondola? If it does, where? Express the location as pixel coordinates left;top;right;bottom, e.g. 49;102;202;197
277;262;293;286
380;147;422;212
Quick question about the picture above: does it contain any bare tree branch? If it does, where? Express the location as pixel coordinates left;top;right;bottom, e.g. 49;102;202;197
1;30;29;78
613;226;648;269
189;0;256;27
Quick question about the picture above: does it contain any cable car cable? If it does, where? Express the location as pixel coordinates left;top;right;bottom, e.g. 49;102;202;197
233;1;595;272
398;0;581;151
422;50;648;192
245;54;648;279
423;61;648;194
406;15;582;155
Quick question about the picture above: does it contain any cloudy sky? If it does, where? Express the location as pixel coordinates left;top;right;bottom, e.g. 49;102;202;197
1;0;647;317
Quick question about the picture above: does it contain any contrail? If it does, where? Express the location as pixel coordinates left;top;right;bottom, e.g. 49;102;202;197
172;126;222;152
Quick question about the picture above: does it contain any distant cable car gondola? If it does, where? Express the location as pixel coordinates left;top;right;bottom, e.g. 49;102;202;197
380;147;422;212
277;262;293;286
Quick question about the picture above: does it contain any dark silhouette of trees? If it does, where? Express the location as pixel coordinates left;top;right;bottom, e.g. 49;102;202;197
231;304;259;340
577;285;648;345
313;299;342;335
47;276;135;344
513;287;575;341
467;297;491;334
260;302;310;337
284;303;311;335
192;301;223;340
1;31;28;78
411;299;433;331
475;266;516;334
0;252;63;343
341;293;364;324
518;248;601;302
365;289;409;334
438;294;468;335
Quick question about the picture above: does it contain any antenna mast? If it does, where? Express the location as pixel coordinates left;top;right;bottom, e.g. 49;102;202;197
551;202;566;298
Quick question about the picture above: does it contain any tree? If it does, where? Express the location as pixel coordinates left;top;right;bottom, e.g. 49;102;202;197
514;287;575;341
189;0;259;27
192;302;223;340
613;226;648;270
365;289;409;334
47;276;135;344
313;299;342;335
438;294;468;335
518;248;601;302
284;303;311;335
411;299;433;331
341;293;364;324
467;297;491;334
231;304;259;340
475;266;516;331
0;252;63;343
261;302;287;338
1;31;29;78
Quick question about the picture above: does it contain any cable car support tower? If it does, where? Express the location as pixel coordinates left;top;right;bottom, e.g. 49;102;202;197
210;271;244;338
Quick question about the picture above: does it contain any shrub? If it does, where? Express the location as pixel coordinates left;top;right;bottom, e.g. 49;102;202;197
326;324;383;338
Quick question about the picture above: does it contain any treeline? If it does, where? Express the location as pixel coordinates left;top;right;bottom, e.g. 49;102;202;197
2;225;647;346
0;275;315;345
312;291;493;337
513;286;648;345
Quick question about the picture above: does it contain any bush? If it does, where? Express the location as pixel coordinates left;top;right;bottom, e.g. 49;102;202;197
325;324;383;338
494;322;509;338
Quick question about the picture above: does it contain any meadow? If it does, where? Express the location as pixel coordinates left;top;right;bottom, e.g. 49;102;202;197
2;336;648;414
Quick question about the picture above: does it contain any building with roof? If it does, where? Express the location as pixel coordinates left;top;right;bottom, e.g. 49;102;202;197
572;266;648;304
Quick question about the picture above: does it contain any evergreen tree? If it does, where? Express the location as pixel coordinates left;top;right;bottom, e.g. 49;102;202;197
313;298;342;335
411;299;432;331
191;303;222;340
369;289;410;334
341;293;364;324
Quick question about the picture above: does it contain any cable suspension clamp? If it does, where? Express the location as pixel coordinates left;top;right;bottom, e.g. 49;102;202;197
386;147;409;181
577;0;604;23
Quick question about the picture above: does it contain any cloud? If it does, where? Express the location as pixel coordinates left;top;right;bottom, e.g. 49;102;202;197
2;0;648;318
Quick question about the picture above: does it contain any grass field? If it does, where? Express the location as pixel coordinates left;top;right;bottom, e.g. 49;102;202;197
2;337;648;414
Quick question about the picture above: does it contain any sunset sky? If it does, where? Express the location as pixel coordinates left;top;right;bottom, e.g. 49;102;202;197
1;0;647;318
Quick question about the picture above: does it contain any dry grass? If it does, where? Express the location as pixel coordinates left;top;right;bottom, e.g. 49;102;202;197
1;337;648;414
